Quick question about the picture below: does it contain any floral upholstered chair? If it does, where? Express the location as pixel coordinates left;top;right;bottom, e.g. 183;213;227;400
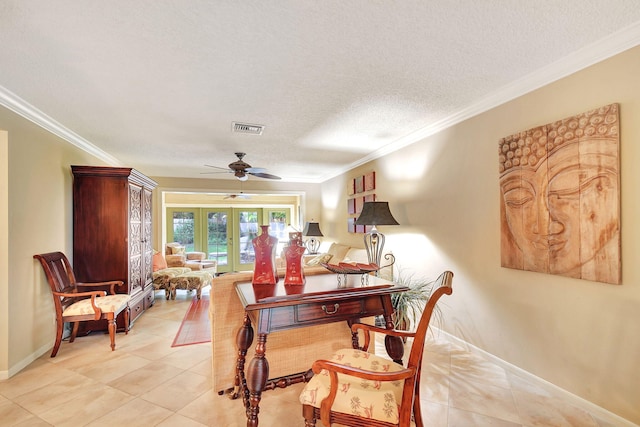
299;271;453;427
165;242;215;271
33;252;131;357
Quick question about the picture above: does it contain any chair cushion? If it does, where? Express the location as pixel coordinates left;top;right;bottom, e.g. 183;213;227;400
299;348;405;424
166;254;187;267
63;294;130;316
186;252;206;261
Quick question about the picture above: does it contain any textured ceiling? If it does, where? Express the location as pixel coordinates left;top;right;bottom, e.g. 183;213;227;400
1;1;640;182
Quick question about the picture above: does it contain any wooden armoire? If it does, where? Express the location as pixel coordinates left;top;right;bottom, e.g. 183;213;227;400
72;165;157;331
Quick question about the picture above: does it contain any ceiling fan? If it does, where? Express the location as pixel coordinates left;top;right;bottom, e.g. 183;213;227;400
203;152;281;181
224;192;251;200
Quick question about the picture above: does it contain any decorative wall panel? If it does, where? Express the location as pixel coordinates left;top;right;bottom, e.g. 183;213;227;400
498;103;620;284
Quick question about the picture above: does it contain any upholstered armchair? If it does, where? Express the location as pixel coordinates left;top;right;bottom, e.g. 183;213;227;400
34;252;131;357
299;271;454;427
165;242;215;271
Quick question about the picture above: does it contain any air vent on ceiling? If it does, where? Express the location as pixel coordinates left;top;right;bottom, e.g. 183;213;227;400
232;122;264;135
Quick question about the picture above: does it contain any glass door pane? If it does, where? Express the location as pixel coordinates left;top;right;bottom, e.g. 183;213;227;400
265;208;291;255
234;209;261;271
204;209;231;273
166;208;199;251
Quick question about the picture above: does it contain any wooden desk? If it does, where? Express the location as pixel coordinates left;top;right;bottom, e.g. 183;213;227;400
233;274;409;427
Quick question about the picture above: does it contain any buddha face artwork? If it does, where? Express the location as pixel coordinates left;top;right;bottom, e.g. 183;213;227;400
499;104;620;284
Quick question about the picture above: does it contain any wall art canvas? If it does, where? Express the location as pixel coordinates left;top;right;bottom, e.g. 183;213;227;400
355;175;364;193
347;179;355;196
498;103;620;284
347;171;377;234
364;171;376;191
347;198;356;215
355;196;363;214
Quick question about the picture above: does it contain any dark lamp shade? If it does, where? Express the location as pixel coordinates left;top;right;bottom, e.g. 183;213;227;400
355;202;399;226
302;222;323;237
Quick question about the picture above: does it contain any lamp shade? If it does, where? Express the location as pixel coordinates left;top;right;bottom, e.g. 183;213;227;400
302;222;323;237
355;202;399;226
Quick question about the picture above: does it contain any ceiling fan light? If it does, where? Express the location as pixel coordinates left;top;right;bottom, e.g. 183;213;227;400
237;174;249;181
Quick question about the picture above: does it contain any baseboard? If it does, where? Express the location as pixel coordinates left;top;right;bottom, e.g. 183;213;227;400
0;341;52;380
435;328;639;427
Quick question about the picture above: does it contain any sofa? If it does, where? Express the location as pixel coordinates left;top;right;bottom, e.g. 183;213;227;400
210;242;393;393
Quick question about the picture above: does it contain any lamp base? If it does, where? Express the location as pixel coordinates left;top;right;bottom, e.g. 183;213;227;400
305;238;321;255
363;230;394;277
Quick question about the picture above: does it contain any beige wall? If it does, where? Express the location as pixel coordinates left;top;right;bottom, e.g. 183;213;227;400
320;46;640;423
0;130;8;372
0;107;109;376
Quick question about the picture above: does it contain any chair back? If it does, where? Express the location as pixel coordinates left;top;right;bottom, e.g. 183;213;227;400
34;252;79;312
391;270;452;423
406;271;453;373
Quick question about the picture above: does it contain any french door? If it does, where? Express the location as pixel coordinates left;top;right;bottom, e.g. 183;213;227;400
166;208;199;252
232;209;261;271
205;209;232;273
167;207;288;273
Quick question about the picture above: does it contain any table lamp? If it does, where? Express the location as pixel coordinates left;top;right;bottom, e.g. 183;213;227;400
355;201;399;271
302;222;323;254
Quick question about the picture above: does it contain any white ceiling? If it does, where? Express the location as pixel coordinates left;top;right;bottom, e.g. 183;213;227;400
1;1;640;183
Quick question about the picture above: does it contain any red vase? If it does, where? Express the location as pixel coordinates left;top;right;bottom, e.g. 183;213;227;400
252;225;279;285
284;238;306;285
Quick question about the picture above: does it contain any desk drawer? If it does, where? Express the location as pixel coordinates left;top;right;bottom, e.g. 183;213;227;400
296;299;364;323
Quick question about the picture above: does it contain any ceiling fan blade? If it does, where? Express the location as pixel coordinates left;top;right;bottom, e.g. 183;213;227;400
245;167;267;173
204;164;231;171
248;171;281;180
200;171;231;175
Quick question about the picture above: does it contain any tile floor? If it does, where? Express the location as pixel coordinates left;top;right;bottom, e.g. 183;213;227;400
0;287;627;427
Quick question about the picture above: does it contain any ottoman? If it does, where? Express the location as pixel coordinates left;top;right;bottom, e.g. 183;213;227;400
152;267;192;298
168;270;214;300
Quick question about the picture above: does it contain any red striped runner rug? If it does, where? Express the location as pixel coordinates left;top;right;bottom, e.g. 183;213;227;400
171;295;211;347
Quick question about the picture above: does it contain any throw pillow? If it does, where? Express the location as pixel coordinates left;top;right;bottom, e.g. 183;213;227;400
327;243;350;263
171;245;186;255
305;253;333;267
152;252;168;272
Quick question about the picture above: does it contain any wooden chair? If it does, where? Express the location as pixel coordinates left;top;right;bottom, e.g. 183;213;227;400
299;271;453;427
34;252;131;357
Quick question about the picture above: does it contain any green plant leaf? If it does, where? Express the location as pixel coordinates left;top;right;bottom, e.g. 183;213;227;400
391;269;440;330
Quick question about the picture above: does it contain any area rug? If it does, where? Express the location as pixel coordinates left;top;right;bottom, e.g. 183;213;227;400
171;295;211;347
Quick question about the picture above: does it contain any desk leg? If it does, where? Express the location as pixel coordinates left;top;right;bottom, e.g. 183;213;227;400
246;333;269;427
231;314;254;402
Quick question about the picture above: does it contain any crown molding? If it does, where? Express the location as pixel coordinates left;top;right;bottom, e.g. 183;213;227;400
320;20;640;183
0;86;122;166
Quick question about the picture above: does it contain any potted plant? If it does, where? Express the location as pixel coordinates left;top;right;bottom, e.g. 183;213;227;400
390;270;442;331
